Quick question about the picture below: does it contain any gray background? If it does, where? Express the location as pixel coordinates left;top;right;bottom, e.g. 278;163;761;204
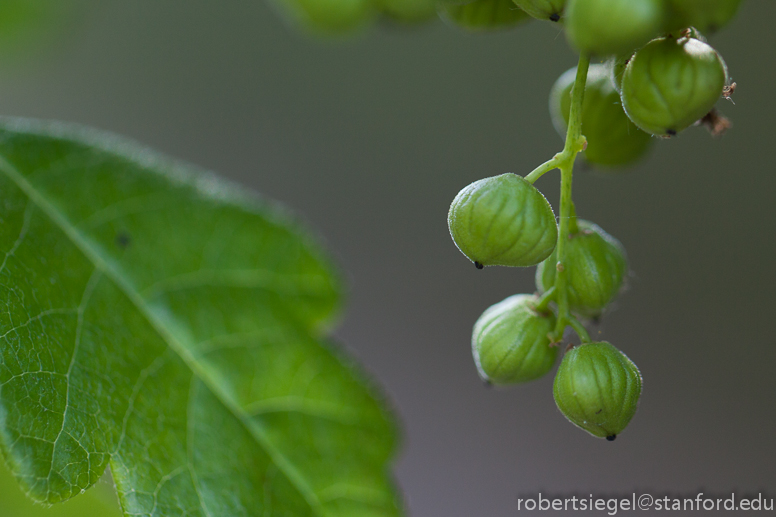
1;2;774;515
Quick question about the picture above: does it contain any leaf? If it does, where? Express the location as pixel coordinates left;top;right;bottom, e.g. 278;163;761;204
0;118;401;517
0;461;123;517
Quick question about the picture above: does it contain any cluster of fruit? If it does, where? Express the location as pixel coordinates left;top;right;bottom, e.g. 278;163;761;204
556;28;730;168
276;0;740;44
443;0;741;440
271;0;742;439
449;173;638;440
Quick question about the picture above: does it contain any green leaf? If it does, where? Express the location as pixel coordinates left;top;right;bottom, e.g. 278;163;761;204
0;461;122;517
0;118;401;517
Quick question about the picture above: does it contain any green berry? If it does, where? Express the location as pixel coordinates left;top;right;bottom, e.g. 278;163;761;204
666;0;743;34
608;54;632;94
472;294;558;385
441;0;532;32
281;0;374;34
565;0;666;56
550;64;652;167
621;36;727;137
536;220;627;318
553;342;642;440
379;0;437;23
448;173;558;268
511;0;565;22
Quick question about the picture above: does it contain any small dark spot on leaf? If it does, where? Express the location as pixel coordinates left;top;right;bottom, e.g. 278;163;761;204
596;409;602;414
474;261;484;270
666;129;677;136
606;434;617;442
549;13;560;22
116;232;132;249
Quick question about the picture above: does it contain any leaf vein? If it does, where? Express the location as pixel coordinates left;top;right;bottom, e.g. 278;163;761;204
0;153;325;515
0;201;33;276
186;378;213;517
47;269;102;483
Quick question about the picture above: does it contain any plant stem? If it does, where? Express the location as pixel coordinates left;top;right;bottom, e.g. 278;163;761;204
533;286;556;313
568;314;591;344
551;53;590;343
525;156;561;184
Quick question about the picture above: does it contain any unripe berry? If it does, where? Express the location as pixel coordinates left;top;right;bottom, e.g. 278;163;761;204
608;54;632;94
621;36;727;137
565;0;666;56
379;0;436;23
281;0;374;34
448;174;558;268
666;0;743;34
536;220;627;318
553;342;642;440
511;0;565;22
550;64;652;167
441;0;532;31
472;294;558;385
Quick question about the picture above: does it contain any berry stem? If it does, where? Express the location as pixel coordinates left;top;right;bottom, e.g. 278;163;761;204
568;314;592;344
533;286;556;313
525;156;561;184
551;53;590;343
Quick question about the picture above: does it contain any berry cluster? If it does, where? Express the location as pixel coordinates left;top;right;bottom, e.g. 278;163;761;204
445;0;740;440
272;0;741;439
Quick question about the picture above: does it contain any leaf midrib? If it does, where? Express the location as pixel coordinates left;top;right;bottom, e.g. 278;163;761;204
0;153;324;515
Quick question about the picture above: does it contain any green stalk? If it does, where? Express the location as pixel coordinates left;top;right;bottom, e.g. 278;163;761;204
532;286;556;313
552;54;590;342
568;314;591;344
525;156;561;184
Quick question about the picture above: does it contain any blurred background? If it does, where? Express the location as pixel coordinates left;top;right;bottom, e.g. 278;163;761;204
0;1;774;515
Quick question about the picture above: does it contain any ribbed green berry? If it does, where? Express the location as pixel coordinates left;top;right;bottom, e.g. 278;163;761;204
608;54;632;94
621;36;727;137
441;0;532;31
536;220;627;318
666;0;743;34
378;0;436;23
565;0;666;56
448;173;558;268
279;0;374;34
553;342;642;440
472;294;558;385
551;64;652;167
511;0;565;22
